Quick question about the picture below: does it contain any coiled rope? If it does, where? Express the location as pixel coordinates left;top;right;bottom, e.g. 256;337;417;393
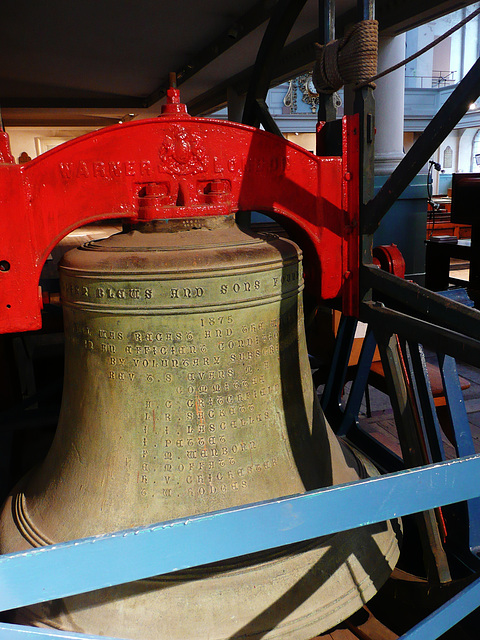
362;5;480;88
313;6;480;94
313;20;378;93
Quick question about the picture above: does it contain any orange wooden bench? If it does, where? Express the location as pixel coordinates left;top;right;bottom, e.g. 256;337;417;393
368;360;470;408
367;360;470;445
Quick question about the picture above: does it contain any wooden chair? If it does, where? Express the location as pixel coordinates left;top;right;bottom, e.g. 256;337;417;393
367;359;470;443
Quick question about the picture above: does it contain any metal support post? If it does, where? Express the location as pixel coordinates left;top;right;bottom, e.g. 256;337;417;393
316;0;342;156
335;327;377;437
437;353;480;556
317;0;336;123
406;342;446;464
398;574;480;640
355;0;376;305
320;314;357;424
373;331;451;584
242;0;308;131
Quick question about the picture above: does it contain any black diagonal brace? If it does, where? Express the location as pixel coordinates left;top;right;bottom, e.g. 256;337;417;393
242;0;308;130
363;264;480;344
361;300;480;369
362;56;480;235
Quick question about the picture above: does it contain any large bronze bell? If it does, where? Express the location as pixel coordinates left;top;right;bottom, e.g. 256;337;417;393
0;215;400;639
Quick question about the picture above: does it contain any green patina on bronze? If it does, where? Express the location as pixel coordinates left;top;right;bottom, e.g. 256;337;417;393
0;216;400;640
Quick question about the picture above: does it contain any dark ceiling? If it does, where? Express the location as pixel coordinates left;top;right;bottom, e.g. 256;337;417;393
0;0;475;126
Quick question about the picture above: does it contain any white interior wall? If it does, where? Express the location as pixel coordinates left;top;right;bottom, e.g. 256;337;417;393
458;128;477;172
449;16;464;82
5;127;99;163
438;131;458;171
464;4;480;76
416;24;435;85
285;132;316;153
432;38;451;76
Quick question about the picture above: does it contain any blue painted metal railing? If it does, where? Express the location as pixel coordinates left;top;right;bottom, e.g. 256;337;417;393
0;454;480;639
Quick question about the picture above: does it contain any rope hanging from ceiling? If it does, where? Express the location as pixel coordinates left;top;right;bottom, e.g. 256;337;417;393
313;6;480;94
312;20;378;94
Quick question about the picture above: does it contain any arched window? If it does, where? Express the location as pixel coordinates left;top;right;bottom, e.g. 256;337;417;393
471;130;480;171
443;145;453;169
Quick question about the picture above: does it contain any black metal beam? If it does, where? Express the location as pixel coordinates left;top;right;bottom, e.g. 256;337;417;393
145;0;279;108
4;0;477;114
183;0;480;116
361;300;480;368
186;39;313;116
188;0;478;118
355;0;376;281
364;265;480;342
362;56;480;234
317;0;337;124
244;0;479;91
376;0;478;36
242;0;308;129
254;99;284;135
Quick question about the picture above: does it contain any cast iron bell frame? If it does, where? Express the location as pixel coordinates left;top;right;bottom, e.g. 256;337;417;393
1;0;480;638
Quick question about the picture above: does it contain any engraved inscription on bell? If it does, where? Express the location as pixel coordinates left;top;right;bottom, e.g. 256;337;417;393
52;230;309;531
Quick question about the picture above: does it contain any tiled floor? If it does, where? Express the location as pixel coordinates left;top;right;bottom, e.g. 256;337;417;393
350;256;480;459
352;362;480;458
353;355;480;460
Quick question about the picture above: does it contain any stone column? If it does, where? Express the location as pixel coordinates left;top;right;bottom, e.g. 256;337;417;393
373;33;428;284
375;34;406;175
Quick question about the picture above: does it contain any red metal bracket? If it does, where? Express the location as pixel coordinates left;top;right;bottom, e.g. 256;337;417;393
372;244;406;279
0;94;359;334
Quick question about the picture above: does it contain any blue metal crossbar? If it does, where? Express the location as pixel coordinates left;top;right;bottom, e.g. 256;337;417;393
399;573;480;639
0;454;479;617
438;353;480;553
0;624;122;639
